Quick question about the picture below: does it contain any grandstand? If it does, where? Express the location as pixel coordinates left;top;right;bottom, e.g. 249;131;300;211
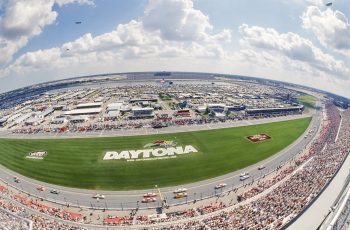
0;205;32;230
0;103;348;230
245;105;304;117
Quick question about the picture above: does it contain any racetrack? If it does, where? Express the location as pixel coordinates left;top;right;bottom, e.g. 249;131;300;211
0;111;321;211
0;117;311;190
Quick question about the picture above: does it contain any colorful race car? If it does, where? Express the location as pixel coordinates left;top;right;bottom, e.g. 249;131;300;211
36;186;45;192
50;189;60;195
142;197;157;203
173;188;187;193
174;192;188;199
92;194;105;199
240;175;251;181
215;183;227;189
143;193;157;198
258;165;266;170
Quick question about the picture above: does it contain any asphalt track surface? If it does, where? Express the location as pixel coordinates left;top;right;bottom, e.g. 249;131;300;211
0;111;321;211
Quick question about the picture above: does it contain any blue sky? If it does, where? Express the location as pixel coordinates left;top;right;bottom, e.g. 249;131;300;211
15;0;146;57
0;0;349;97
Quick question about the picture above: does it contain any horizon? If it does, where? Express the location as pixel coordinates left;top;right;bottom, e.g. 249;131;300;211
0;0;349;97
2;70;349;101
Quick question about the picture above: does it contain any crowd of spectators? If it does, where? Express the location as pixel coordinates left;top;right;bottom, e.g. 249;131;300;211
0;207;30;230
12;194;83;222
97;103;347;229
1;196;86;230
0;189;86;230
148;104;349;229
0;104;349;230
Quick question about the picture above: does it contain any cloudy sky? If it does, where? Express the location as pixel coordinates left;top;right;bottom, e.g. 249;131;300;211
0;0;349;97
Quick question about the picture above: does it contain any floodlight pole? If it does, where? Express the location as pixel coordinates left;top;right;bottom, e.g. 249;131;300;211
155;185;167;208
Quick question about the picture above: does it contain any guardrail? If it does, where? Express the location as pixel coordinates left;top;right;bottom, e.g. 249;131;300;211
322;171;350;230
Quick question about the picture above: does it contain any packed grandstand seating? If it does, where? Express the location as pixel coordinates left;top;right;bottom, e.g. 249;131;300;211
0;103;349;230
0;185;85;230
0;207;30;230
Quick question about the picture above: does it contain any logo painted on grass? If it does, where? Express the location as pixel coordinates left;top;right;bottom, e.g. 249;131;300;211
246;134;271;143
143;140;177;148
26;151;47;160
103;140;198;161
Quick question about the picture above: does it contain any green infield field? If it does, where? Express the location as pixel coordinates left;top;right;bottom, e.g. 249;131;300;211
0;117;311;190
298;94;317;108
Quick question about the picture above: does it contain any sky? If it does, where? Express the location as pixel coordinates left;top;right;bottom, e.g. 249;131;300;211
0;0;349;98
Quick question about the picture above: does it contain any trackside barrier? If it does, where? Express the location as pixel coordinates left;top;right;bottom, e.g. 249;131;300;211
323;171;350;230
329;192;350;230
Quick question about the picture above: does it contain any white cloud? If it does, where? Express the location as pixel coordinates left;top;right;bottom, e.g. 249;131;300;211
0;0;57;65
288;0;326;7
0;0;349;98
238;24;350;80
306;0;326;6
61;20;163;55
302;6;350;56
0;0;57;40
55;0;95;7
143;0;211;41
0;0;95;67
142;0;230;42
4;0;231;76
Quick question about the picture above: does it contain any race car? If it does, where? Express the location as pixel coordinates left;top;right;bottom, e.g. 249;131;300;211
143;193;157;198
258;165;265;170
36;186;45;192
141;197;156;203
92;194;105;199
240;175;251;181
173;188;187;193
50;189;60;195
13;176;20;183
174;192;188;199
214;183;227;189
240;172;249;177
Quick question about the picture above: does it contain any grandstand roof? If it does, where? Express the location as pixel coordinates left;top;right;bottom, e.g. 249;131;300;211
64;108;102;116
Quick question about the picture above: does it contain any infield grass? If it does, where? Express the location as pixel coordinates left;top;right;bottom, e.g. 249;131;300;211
298;94;317;108
0;117;311;190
